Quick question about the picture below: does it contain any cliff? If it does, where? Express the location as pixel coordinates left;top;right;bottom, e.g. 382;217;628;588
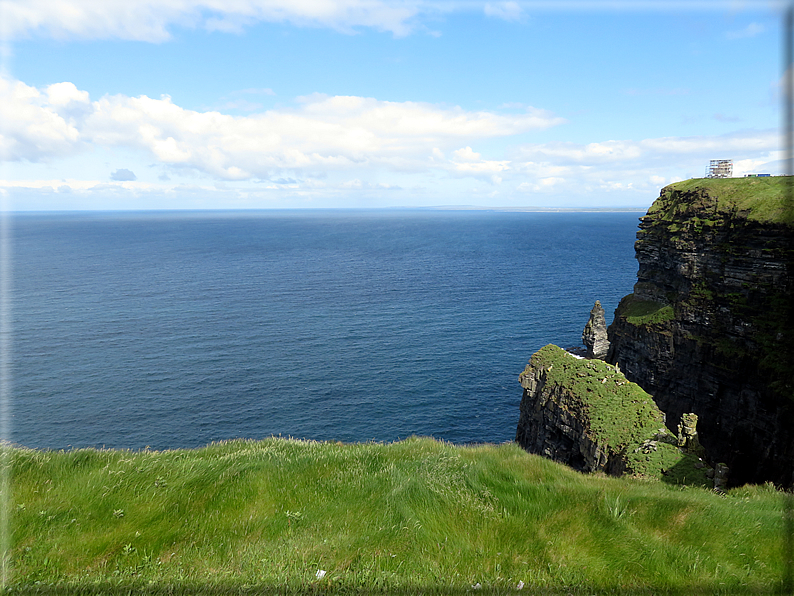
607;176;794;486
515;344;711;485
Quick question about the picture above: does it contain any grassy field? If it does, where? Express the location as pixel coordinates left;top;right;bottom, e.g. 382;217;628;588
6;437;785;595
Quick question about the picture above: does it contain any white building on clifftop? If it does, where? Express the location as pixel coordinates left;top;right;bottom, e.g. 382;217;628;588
705;159;733;178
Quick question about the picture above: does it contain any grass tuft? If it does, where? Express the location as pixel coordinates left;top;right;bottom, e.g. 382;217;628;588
616;295;675;327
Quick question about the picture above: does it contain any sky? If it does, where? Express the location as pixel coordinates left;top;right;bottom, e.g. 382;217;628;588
0;0;787;210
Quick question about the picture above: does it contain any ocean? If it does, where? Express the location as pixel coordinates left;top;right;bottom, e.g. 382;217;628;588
10;209;642;450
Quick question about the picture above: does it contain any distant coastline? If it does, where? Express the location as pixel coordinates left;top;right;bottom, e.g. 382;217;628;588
411;205;648;213
8;206;651;217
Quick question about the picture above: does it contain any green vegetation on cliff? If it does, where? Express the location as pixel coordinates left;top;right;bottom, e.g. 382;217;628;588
607;175;794;485
8;437;783;594
650;176;794;224
613;294;675;327
523;345;707;484
525;345;664;452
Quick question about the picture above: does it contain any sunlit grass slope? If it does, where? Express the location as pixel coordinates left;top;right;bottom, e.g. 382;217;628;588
10;437;783;594
655;176;793;224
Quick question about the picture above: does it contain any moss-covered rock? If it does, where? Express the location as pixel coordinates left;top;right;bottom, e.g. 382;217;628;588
614;293;675;327
515;344;710;485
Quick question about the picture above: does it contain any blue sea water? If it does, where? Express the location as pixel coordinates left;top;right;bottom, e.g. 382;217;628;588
10;209;642;450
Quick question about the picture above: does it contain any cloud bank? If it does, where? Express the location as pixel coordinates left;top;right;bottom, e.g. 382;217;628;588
0;74;781;208
0;75;564;178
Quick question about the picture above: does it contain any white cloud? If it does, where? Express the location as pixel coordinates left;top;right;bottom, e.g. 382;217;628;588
0;77;89;161
513;140;643;163
484;2;522;21
731;156;781;177
46;81;90;107
1;75;565;182
1;72;783;209
507;130;781;201
540;176;563;187
514;131;778;165
452;159;510;175
0;178;157;191
452;146;481;162
726;22;765;40
0;0;427;40
0;0;773;43
449;146;511;180
640;132;777;154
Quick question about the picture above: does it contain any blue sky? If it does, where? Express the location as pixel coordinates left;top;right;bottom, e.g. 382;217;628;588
0;0;785;210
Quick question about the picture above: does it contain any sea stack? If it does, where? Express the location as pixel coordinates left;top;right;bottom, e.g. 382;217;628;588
582;300;609;359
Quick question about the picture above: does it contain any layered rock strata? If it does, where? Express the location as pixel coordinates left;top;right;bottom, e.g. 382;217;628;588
606;177;794;487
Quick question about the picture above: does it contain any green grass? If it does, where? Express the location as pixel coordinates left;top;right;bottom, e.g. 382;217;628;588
649;177;794;225
6;437;784;594
615;294;675;327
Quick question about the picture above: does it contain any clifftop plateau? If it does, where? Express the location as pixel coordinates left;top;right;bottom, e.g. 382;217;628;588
646;176;793;225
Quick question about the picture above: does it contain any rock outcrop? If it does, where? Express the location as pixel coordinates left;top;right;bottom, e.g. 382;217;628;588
606;177;794;487
515;344;709;484
582;300;610;359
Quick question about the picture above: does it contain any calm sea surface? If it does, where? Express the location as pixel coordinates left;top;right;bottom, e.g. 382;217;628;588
10;209;642;450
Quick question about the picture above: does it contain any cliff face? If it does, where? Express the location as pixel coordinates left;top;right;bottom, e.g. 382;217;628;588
607;177;794;486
